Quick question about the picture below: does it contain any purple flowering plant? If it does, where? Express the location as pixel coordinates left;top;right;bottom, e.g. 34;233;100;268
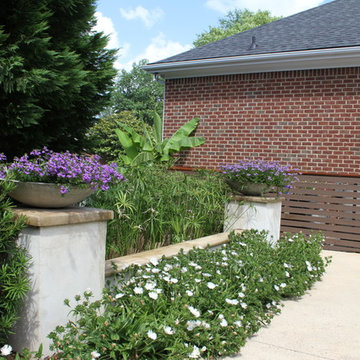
221;159;299;194
0;148;125;194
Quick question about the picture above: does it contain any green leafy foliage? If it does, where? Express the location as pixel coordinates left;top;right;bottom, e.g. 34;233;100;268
104;59;164;125
194;9;281;47
86;111;154;162
0;180;29;343
0;0;117;158
48;230;329;359
115;113;205;166
86;166;229;258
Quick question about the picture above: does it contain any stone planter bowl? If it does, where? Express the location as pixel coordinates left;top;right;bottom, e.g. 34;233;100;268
8;181;94;208
226;180;270;196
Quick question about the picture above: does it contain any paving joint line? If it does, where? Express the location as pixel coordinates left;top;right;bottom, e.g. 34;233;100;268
251;340;337;360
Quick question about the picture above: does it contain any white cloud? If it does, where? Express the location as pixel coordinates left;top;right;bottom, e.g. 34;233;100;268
118;33;192;71
94;12;132;70
205;0;323;17
120;6;164;28
94;11;120;49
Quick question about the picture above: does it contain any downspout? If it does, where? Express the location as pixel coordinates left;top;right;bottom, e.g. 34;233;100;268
154;72;166;141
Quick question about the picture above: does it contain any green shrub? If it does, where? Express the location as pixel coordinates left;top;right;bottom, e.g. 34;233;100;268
86;111;154;162
0;180;30;343
48;230;330;359
86;166;229;258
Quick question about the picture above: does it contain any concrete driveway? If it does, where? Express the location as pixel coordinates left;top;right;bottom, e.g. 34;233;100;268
223;250;360;360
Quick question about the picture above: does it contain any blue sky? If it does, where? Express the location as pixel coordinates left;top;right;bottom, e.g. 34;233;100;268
95;0;331;71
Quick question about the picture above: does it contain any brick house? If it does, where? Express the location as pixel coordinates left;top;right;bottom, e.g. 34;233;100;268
144;0;360;252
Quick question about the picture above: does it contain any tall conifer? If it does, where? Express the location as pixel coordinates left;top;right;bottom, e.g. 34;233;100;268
0;0;117;157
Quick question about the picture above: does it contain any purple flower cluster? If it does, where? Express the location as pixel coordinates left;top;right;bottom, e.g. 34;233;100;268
0;153;6;178
221;159;299;194
5;148;125;193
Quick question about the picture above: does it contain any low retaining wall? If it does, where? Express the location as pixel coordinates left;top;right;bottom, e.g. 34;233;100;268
105;230;242;281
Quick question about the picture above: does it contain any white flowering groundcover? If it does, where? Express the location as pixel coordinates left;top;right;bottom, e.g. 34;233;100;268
18;230;328;360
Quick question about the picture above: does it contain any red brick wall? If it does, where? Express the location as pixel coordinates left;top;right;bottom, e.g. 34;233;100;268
164;67;360;175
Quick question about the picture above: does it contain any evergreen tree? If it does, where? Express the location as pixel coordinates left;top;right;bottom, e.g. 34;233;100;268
194;9;281;47
0;0;117;158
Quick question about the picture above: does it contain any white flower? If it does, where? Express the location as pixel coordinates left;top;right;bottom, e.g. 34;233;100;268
148;291;158;300
284;263;290;268
201;321;210;329
238;292;245;298
234;320;242;327
91;350;100;359
280;283;287;288
274;285;280;291
188;306;201;318
164;326;175;335
186;320;201;331
201;346;207;352
195;278;201;283
189;261;199;267
147;330;157;340
1;345;12;356
84;288;92;295
285;271;290;277
181;267;188;273
170;278;178;283
186;290;194;296
259;277;264;282
164;264;173;271
202;272;212;277
240;302;248;309
145;282;156;290
220;318;228;327
115;293;125;299
206;282;217;289
149;257;159;266
189;345;201;358
134;287;143;294
151;268;160;273
216;270;221;275
225;298;239;305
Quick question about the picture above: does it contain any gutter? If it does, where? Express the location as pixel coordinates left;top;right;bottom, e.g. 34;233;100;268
143;46;360;79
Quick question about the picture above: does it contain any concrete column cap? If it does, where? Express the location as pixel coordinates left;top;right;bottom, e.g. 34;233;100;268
13;206;114;227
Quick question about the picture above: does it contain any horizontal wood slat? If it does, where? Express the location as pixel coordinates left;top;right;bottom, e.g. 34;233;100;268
281;174;360;252
282;206;360;222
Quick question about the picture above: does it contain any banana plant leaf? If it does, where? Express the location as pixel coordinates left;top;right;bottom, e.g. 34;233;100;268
162;118;204;157
114;128;140;161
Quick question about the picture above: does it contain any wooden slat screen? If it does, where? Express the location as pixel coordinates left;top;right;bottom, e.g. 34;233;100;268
281;174;360;253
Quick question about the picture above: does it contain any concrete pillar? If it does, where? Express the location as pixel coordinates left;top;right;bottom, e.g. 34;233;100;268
224;196;283;244
9;207;113;356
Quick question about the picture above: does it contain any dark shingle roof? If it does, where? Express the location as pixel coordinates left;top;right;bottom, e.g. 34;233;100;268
151;0;360;64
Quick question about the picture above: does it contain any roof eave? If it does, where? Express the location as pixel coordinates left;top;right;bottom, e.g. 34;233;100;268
143;46;360;79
